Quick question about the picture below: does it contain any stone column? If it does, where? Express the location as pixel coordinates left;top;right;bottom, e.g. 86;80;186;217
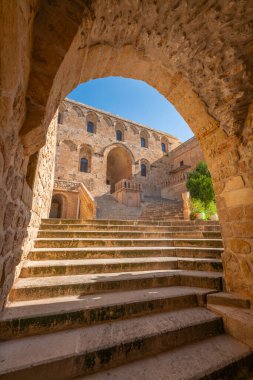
182;192;190;220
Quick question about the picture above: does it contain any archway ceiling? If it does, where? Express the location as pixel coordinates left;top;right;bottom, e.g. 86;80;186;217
20;0;253;153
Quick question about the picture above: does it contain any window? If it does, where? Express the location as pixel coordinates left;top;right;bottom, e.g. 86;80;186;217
80;158;88;172
87;121;94;133
161;142;166;152
180;160;184;167
141;137;146;148
116;130;122;141
58;112;63;124
141;163;147;177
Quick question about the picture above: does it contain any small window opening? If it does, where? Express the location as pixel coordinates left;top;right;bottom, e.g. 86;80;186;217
180;160;184;167
80;158;88;172
87;121;94;133
161;143;166;152
141;137;146;148
116;130;122;141
141;163;147;177
58;112;63;124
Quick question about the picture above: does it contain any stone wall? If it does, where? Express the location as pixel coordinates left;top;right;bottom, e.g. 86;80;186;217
1;0;253;307
0;0;39;310
55;99;180;198
161;138;204;200
16;115;57;281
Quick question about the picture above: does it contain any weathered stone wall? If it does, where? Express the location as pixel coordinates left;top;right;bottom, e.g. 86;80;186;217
1;0;253;307
55;99;180;198
0;0;39;310
161;138;204;200
16;115;57;281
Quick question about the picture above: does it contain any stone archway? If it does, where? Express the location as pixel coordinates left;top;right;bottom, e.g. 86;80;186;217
106;146;133;193
1;1;253;308
49;194;63;218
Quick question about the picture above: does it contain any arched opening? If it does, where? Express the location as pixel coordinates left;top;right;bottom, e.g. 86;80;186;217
1;2;253;309
49;194;63;218
80;158;88;173
106;146;133;193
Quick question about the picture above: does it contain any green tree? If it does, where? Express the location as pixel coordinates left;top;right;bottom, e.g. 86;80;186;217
186;161;215;207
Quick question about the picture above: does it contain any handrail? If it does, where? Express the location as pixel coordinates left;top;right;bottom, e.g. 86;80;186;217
115;179;142;192
78;182;96;219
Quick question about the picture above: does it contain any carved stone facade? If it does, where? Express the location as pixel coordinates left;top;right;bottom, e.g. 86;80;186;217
54;99;183;201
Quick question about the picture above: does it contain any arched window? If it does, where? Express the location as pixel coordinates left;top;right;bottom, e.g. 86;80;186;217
80;158;88;172
87;121;94;133
58;112;63;124
161;142;166;152
141;137;146;148
116;130;122;141
141;163;147;177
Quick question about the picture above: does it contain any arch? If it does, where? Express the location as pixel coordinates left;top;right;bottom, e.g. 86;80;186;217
102;142;135;164
161;137;169;153
139;158;150;177
106;146;133;193
2;2;253;304
49;193;68;218
140;130;150;148
72;105;84;117
79;144;92;173
86;111;99;134
115;122;125;142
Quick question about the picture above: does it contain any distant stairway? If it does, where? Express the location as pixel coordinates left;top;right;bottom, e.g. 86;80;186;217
95;193;142;220
140;196;184;220
1;218;253;379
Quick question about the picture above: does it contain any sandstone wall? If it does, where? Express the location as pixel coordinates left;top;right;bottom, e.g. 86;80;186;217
55;99;180;199
161;138;204;200
0;0;39;310
16;115;57;281
1;0;253;307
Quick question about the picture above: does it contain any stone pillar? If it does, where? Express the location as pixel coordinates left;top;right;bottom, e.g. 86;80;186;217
182;192;190;220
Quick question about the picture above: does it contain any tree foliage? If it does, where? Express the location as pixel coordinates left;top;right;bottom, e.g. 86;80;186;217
186;161;215;207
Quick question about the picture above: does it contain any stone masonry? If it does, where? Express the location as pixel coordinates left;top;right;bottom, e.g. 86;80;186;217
1;0;253;310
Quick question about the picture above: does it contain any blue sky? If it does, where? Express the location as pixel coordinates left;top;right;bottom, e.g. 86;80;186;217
68;77;193;142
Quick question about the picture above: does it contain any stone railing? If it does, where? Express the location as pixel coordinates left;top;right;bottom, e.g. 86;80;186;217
54;179;80;191
114;179;142;207
78;182;96;219
115;179;142;192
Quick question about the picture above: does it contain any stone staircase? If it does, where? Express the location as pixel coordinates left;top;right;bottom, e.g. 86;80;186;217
140;196;184;220
95;193;184;221
95;194;142;220
0;219;253;379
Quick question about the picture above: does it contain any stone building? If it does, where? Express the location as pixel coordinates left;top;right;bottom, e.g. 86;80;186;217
50;99;204;218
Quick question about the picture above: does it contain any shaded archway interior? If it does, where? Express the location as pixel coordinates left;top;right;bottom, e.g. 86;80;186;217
106;147;132;193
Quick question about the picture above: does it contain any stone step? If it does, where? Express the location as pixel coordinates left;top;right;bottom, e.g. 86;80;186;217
9;270;223;301
0;308;223;379
35;236;222;249
207;291;251;309
20;257;223;277
29;246;223;261
37;230;222;240
39;223;221;232
42;218;220;226
82;335;253;380
0;286;214;340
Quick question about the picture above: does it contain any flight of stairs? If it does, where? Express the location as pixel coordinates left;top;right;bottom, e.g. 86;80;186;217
140;197;184;220
0;219;253;379
95;194;142;220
